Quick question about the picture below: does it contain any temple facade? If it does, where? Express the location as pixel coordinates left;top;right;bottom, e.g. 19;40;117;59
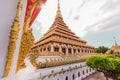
0;0;97;80
26;1;96;79
111;37;120;55
106;37;120;55
31;0;94;56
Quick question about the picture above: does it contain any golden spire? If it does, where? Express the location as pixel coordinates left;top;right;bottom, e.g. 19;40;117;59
55;0;63;19
114;36;118;46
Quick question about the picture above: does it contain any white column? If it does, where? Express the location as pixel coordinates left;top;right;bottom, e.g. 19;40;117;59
83;48;85;53
66;47;68;55
59;46;62;52
45;47;47;51
51;45;54;52
76;48;78;53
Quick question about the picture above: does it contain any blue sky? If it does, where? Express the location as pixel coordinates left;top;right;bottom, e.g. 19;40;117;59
32;0;120;48
83;30;120;48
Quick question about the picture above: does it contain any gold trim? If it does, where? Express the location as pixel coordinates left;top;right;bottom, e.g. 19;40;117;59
55;0;63;19
4;0;22;77
16;0;42;72
16;29;34;71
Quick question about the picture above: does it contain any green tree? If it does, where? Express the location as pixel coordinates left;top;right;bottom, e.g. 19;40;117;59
95;46;108;53
86;55;120;80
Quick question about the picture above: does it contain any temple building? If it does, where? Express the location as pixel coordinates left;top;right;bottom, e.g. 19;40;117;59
23;1;97;80
106;37;120;55
31;0;94;56
0;0;97;80
111;37;120;55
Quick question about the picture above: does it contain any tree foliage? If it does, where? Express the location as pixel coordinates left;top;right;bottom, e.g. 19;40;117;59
86;55;120;80
95;46;108;53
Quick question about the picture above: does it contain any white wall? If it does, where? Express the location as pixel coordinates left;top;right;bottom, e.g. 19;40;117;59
0;0;27;78
27;62;95;80
0;61;95;80
41;62;95;80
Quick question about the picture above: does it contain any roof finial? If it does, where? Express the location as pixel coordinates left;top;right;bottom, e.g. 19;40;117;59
114;36;118;46
55;0;63;19
58;0;60;9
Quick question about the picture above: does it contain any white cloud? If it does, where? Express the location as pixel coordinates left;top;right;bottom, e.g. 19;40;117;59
32;0;120;43
32;20;41;31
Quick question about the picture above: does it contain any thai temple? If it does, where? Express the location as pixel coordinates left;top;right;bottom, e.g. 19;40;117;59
31;0;94;56
27;0;96;80
106;37;120;55
0;0;98;80
111;38;120;55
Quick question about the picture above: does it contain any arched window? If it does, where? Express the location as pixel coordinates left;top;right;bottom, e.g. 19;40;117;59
72;74;75;80
78;49;80;52
78;72;80;77
83;70;85;75
66;76;68;80
44;48;46;51
62;48;66;54
86;69;88;73
54;47;59;52
90;68;91;72
40;48;42;52
82;49;83;53
47;47;51;51
68;48;71;54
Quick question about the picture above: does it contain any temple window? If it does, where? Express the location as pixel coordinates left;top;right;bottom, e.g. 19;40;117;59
86;69;88;73
54;47;59;51
72;74;75;80
78;49;80;52
81;49;83;53
65;76;68;80
43;48;46;51
62;48;66;54
78;72;80;77
47;47;51;51
83;70;85;75
68;48;71;54
90;68;91;72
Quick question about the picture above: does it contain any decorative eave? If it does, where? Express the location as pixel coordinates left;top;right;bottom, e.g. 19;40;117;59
32;0;94;50
33;36;94;49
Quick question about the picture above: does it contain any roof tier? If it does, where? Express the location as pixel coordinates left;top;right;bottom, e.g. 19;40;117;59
33;36;94;48
33;0;93;49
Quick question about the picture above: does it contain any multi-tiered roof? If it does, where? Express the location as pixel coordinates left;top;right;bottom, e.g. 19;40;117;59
33;0;94;49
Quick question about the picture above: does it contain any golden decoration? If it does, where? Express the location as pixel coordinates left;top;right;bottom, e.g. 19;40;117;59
55;0;63;19
16;29;34;71
4;0;22;77
16;0;42;71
